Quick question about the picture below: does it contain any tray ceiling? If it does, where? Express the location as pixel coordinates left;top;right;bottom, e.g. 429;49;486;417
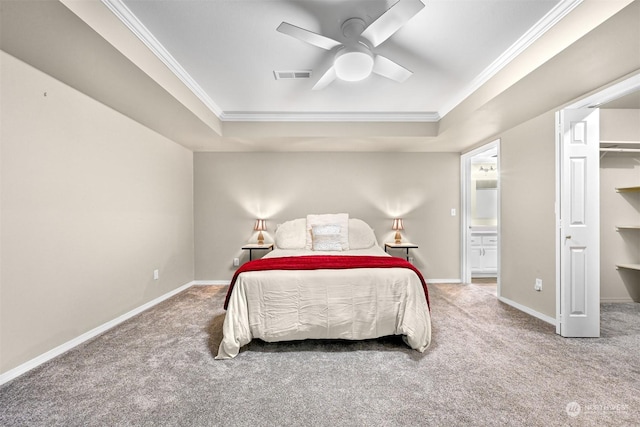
115;0;564;122
4;0;637;151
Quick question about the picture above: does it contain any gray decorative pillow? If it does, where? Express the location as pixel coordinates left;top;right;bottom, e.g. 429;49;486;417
311;224;342;251
306;213;349;250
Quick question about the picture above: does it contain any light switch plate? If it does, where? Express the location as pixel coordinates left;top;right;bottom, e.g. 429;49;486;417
535;278;542;291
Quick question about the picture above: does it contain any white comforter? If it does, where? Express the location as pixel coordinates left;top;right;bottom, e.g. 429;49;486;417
216;246;431;359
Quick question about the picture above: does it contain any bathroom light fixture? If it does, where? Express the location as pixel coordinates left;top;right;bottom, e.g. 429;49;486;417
254;219;267;245
392;218;404;244
479;165;495;173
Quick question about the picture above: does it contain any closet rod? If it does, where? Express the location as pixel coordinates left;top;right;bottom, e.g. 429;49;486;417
599;148;640;153
600;140;640;145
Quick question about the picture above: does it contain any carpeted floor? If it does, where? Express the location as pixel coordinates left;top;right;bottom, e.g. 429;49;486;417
1;283;638;426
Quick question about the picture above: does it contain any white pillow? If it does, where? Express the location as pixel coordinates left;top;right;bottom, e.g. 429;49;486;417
306;213;349;250
348;218;377;249
275;218;306;249
311;224;342;251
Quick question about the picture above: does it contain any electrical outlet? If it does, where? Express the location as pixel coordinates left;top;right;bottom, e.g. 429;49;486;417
408;257;415;264
534;278;542;291
153;269;159;280
233;258;240;267
451;208;456;216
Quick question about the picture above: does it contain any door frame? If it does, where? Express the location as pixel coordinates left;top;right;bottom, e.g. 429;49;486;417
555;72;640;334
461;139;501;290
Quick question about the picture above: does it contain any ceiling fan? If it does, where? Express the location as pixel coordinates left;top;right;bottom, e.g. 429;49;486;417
277;0;425;90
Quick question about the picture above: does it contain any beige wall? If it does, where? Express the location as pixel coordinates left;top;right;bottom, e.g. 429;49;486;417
500;111;557;319
497;107;640;317
0;52;194;374
600;109;640;302
194;152;460;281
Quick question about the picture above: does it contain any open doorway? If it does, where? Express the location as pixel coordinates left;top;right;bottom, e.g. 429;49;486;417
461;140;500;293
555;74;640;337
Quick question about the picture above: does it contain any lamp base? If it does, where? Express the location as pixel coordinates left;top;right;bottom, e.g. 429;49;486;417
394;231;402;244
257;231;264;245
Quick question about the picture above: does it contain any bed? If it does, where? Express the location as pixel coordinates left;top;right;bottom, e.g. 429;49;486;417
216;214;431;359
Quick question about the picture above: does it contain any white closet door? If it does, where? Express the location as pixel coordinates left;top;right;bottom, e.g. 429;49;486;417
557;108;600;337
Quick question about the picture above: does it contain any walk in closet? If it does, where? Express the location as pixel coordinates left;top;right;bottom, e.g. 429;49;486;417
600;106;640;303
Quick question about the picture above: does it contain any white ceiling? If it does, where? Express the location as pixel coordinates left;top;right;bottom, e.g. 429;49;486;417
2;0;638;152
117;0;562;121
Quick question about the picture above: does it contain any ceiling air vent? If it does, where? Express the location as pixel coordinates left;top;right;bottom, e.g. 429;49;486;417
274;70;312;80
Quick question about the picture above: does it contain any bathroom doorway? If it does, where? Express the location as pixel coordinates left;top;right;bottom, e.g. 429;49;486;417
461;140;500;292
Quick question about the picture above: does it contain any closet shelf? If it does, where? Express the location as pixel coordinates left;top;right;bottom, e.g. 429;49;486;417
615;186;640;193
616;263;640;271
616;225;640;230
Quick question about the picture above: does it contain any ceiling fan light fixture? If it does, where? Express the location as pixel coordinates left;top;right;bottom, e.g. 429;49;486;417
277;0;425;89
334;45;374;82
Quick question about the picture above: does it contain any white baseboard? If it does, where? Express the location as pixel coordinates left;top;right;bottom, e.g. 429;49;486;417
192;280;229;286
600;297;635;303
425;279;462;284
195;279;462;285
498;296;556;325
0;281;195;386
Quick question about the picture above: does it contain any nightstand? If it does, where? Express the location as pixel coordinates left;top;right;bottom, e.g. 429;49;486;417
241;243;274;260
384;242;418;261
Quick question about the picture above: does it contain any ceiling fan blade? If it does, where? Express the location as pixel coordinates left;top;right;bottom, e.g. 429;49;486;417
361;0;425;47
312;66;337;90
277;22;342;51
373;55;412;83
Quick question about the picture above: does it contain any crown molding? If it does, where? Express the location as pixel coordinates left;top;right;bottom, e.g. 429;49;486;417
102;0;436;123
102;0;581;125
438;0;584;118
101;0;224;117
219;111;440;122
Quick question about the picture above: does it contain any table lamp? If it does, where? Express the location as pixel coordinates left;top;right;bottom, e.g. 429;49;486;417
254;219;266;245
392;218;404;244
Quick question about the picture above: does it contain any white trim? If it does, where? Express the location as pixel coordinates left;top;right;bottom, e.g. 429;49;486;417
555;111;562;335
100;0;438;124
219;111;440;123
566;72;640;109
460;140;501;286
100;0;224;117
194;279;465;287
555;73;640;336
0;281;195;386
460;153;469;284
192;280;229;286
196;279;469;285
601;297;635;303
498;296;556;326
101;0;580;124
425;279;462;284
439;0;583;118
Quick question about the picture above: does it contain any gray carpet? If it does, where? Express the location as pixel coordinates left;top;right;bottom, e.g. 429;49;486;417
1;283;638;426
